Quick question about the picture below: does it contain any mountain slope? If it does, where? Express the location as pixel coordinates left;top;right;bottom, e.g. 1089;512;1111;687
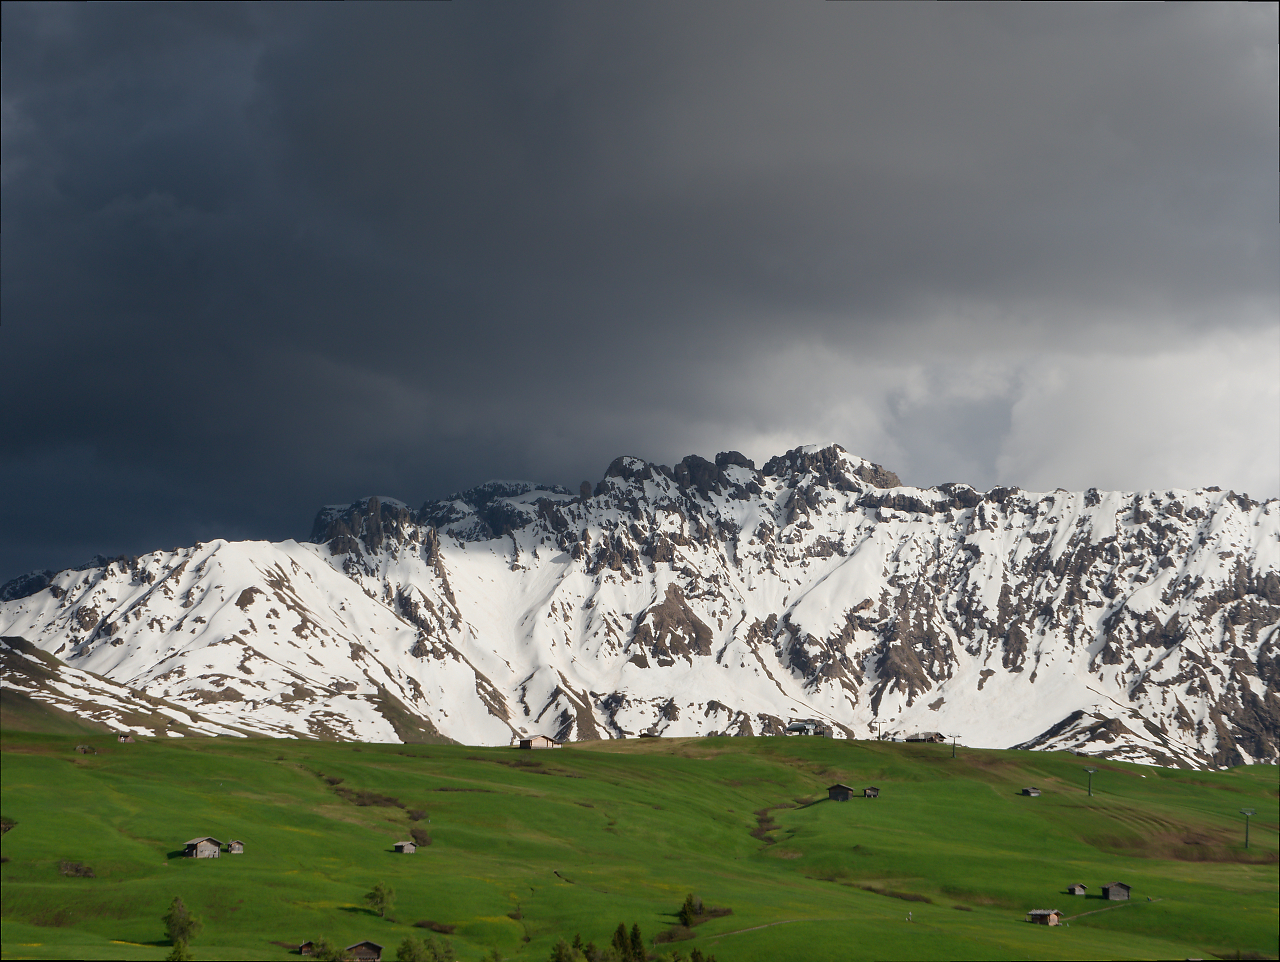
2;445;1276;768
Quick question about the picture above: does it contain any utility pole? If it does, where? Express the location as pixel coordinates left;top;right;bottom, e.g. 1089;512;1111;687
1084;767;1097;797
1241;808;1256;849
951;734;957;759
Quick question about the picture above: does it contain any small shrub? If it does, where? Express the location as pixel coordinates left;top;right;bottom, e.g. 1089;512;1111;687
365;881;396;917
676;894;731;928
414;920;456;934
306;937;345;961
410;827;432;847
654;925;695;944
0;816;15;835
408;808;427;821
324;776;344;786
334;787;404;808
397;936;457;962
59;860;95;878
163;896;203;945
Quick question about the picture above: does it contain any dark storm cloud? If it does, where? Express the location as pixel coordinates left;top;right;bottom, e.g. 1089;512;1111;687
3;2;1276;579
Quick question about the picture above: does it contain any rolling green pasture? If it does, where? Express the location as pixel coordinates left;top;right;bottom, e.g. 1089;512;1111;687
1;731;1276;961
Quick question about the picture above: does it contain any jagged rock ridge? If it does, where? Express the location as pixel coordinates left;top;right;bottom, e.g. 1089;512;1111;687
2;444;1277;769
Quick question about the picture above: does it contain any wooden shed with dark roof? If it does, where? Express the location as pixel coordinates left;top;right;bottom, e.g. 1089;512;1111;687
226;839;244;854
1067;883;1087;895
864;786;880;798
1021;787;1041;797
1102;881;1130;900
1026;909;1062;926
394;840;417;854
346;941;384;962
184;837;221;859
827;783;856;801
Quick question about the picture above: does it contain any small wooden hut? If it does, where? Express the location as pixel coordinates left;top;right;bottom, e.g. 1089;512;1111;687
117;733;135;743
1102;881;1130;900
864;786;880;798
298;941;315;956
346;941;384;962
1021;787;1041;797
1026;909;1062;926
394;841;417;854
518;735;561;750
1067;883;1087;895
226;840;244;854
827;783;856;802
184;837;221;859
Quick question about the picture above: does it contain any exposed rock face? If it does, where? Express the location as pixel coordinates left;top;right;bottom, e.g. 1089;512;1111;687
2;443;1277;769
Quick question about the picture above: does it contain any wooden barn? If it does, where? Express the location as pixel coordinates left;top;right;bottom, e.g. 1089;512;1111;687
226;840;244;854
394;841;417;854
298;941;315;956
1067;883;1087;895
1102;881;1130;900
184;837;221;859
1021;787;1041;797
864;786;880;798
827;783;856;801
1026;909;1062;926
346;941;384;961
117;733;135;743
518;735;561;750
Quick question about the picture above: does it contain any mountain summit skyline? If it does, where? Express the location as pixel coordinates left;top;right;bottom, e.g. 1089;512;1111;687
4;443;1276;771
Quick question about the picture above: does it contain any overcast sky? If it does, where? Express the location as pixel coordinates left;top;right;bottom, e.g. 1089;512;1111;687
3;2;1277;581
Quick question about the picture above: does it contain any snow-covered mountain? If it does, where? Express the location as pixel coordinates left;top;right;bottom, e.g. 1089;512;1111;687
3;444;1277;769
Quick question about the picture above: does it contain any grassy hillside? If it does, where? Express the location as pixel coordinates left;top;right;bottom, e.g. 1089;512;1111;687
1;731;1275;961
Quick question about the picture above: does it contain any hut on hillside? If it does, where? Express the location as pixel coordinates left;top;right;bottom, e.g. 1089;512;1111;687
1102;881;1130;900
517;735;561;750
1067;883;1087;896
1026;909;1062;926
1021;787;1041;797
117;733;135;743
394;841;417;854
74;744;95;754
226;840;244;854
299;941;315;956
906;731;946;743
864;786;880;798
184;837;221;859
827;783;856;802
346;941;384;962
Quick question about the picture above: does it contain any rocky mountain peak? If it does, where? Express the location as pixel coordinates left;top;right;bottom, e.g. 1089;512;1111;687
3;444;1276;769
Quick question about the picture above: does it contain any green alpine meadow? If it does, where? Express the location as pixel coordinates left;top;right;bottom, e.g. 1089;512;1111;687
1;730;1276;961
